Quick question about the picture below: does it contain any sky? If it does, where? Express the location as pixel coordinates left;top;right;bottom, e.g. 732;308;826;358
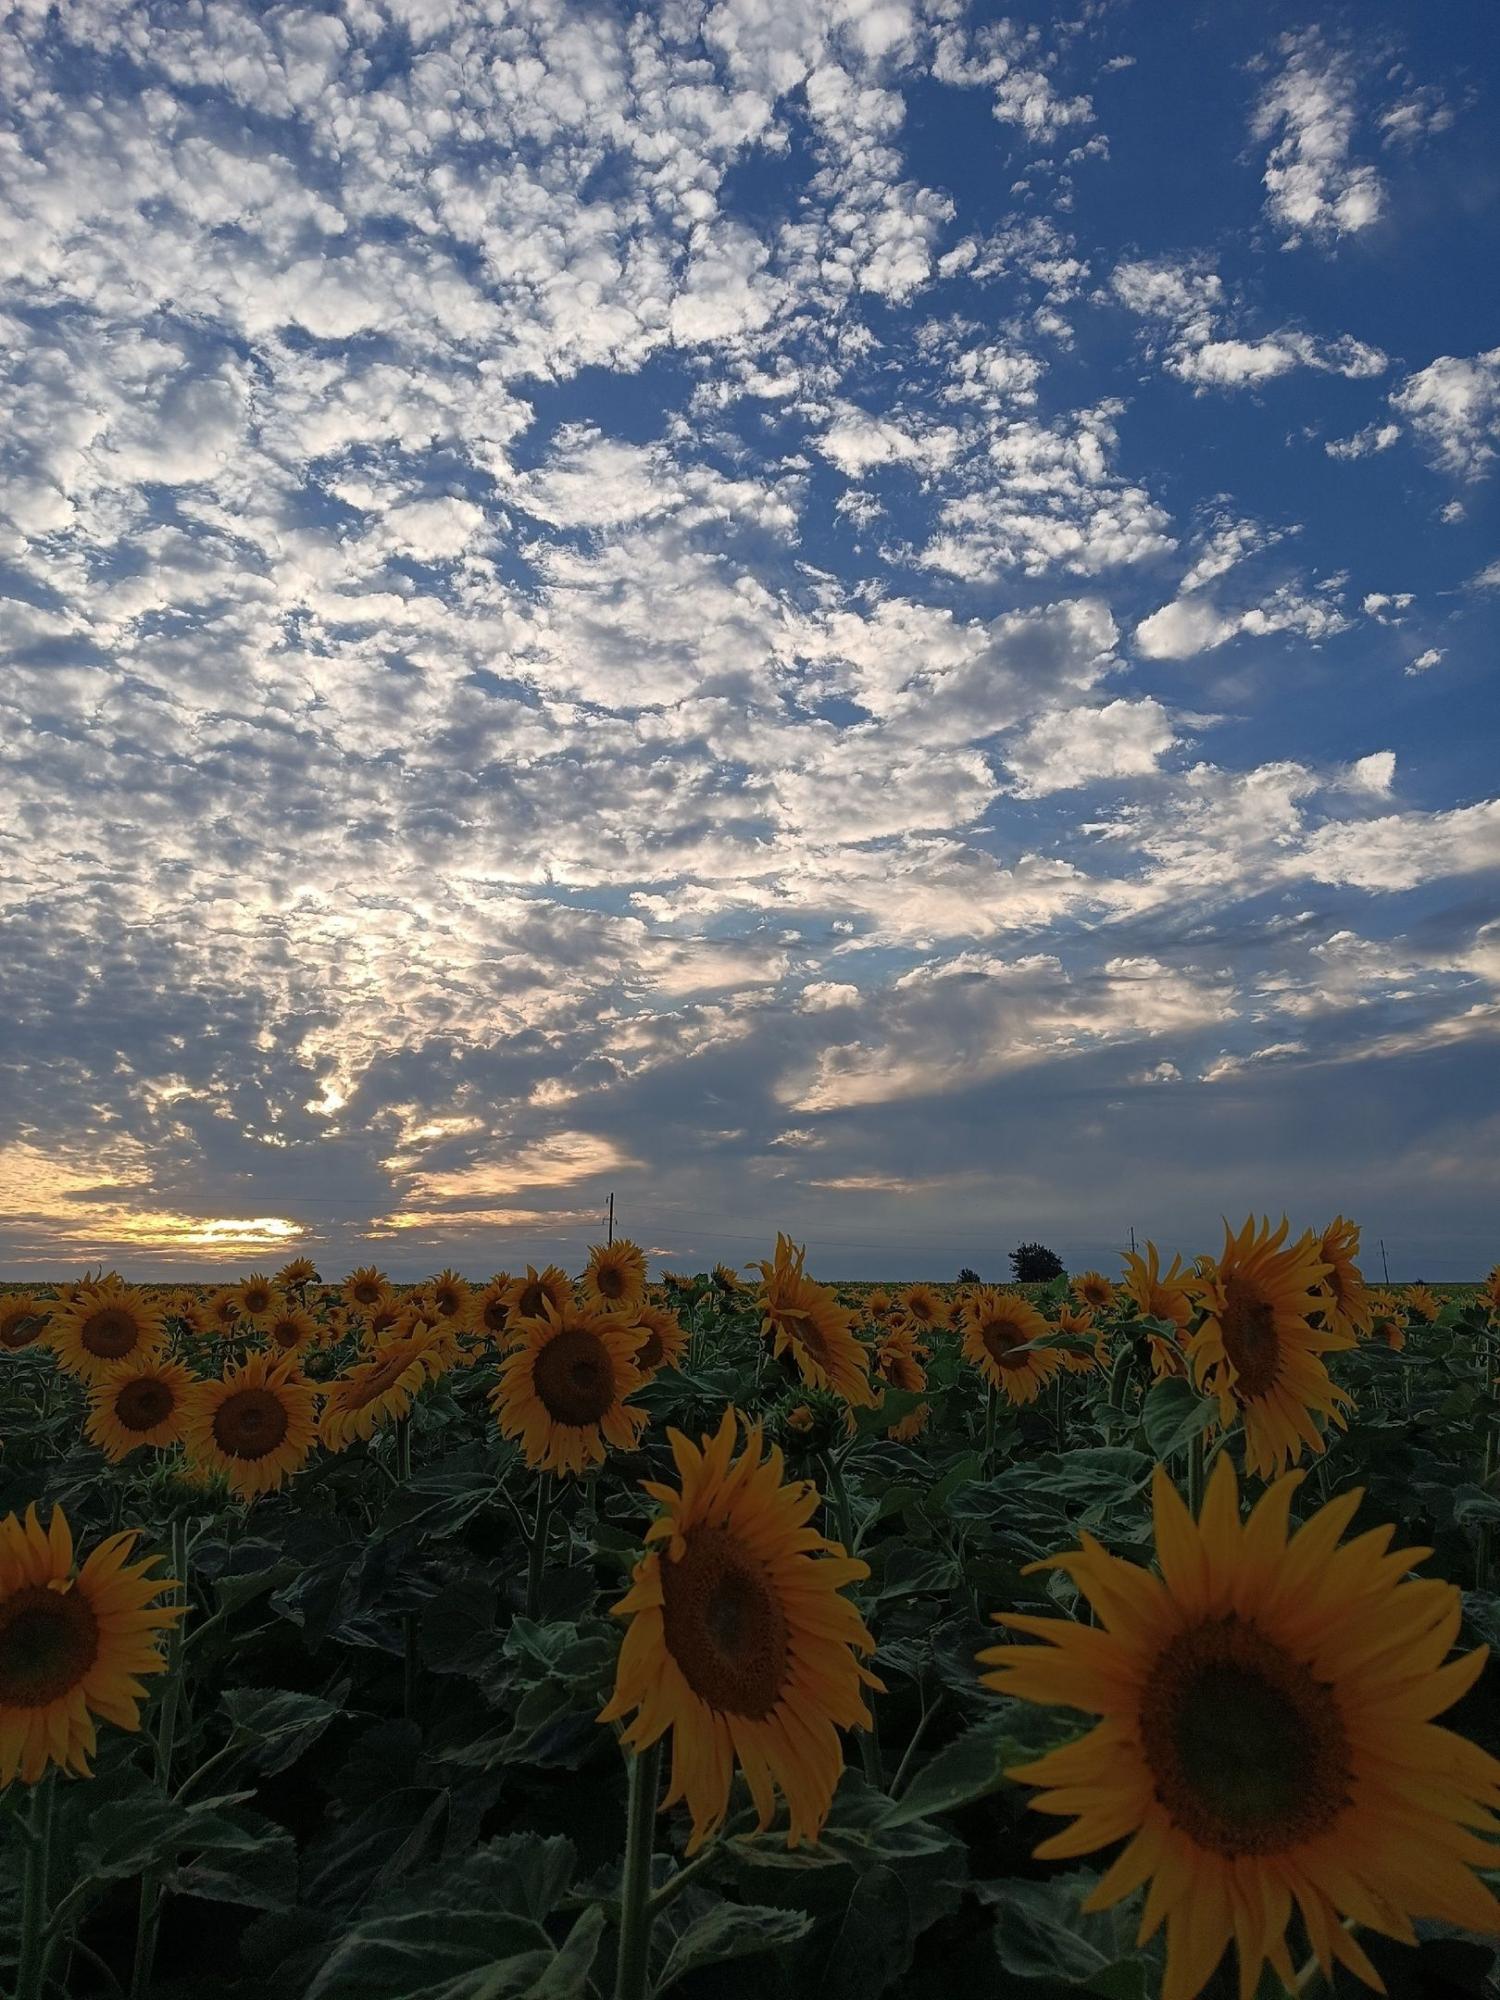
1;0;1498;1283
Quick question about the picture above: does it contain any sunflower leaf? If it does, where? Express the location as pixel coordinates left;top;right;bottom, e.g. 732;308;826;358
1139;1377;1217;1462
654;1902;813;1991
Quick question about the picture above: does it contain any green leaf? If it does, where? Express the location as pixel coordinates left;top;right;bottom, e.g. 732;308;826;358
817;1864;910;2000
219;1685;344;1775
879;1712;1022;1827
981;1872;1146;1988
1140;1377;1217;1462
656;1903;813;1991
523;1904;607;1998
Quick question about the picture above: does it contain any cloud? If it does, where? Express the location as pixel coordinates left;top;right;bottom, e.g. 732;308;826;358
1134;585;1349;660
1390;348;1500;479
1250;32;1383;246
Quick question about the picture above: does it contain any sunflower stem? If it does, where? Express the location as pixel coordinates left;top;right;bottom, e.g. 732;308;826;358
1186;1427;1206;1519
15;1771;57;2000
395;1417;418;1720
129;1515;191;2000
982;1381;997;1470
525;1472;554;1621
614;1739;663;2000
1478;1415;1497;1592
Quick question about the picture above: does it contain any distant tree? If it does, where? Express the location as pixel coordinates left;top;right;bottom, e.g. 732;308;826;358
1010;1242;1065;1284
957;1267;981;1286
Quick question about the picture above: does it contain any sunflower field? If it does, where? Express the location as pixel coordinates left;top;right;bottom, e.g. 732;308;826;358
2;1226;1499;2000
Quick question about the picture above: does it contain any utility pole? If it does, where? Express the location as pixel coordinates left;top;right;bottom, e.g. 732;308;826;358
1129;1225;1136;1256
607;1192;614;1246
1379;1236;1390;1286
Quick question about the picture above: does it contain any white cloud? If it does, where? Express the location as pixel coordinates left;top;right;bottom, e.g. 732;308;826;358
1005;697;1176;797
1326;420;1401;460
1135;584;1350;660
1405;647;1444;676
1390;349;1500;479
1250;33;1383;246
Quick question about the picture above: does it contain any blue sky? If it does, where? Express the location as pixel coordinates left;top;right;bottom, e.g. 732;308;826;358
1;0;1497;1281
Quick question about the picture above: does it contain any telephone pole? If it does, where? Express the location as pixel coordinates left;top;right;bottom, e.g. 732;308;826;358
607;1192;614;1246
1379;1236;1390;1286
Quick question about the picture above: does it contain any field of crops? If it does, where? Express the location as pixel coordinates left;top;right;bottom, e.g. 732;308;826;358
2;1226;1498;2000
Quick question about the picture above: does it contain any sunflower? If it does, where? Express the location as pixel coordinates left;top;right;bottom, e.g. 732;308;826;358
342;1265;393;1318
1481;1267;1500;1315
864;1288;893;1321
1188;1217;1348;1478
47;1278;166;1387
320;1331;434;1451
1314;1216;1372;1341
1120;1242;1196;1335
711;1262;745;1297
1403;1283;1440;1324
1053;1305;1098;1373
581;1238;648;1317
491;1302;647;1478
979;1454;1500;2000
889;1401;931;1443
419;1267;471;1325
0;1294;51;1352
264;1301;321;1360
469;1275;514;1344
959;1287;1060;1404
600;1409;880;1853
755;1235;877;1409
234;1272;277;1322
275;1255;319;1290
504;1263;573;1323
0;1504;181;1786
85;1357;194;1463
874;1325;927;1395
898;1283;943;1329
203;1287;242;1336
182;1351;318;1500
630;1305;689;1377
1074;1271;1116;1313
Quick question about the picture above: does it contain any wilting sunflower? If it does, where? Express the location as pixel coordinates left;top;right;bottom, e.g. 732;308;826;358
630;1305;689;1377
48;1278;166;1387
755;1235;877;1409
1403;1283;1440;1323
492;1303;647;1477
711;1262;745;1297
469;1275;514;1345
234;1272;277;1322
504;1263;573;1323
959;1287;1060;1404
1189;1216;1349;1478
320;1331;433;1451
0;1293;51;1352
1074;1270;1116;1313
85;1357;194;1463
1373;1310;1406;1351
581;1238;648;1317
342;1265;393;1319
0;1504;181;1785
182;1351;317;1500
264;1302;321;1360
600;1409;880;1853
1053;1304;1098;1373
979;1455;1500;2000
275;1255;319;1290
1314;1215;1372;1341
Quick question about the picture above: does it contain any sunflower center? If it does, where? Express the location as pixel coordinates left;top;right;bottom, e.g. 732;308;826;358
517;1283;546;1318
482;1297;510;1333
435;1288;460;1317
81;1306;141;1358
636;1327;664;1370
660;1526;790;1720
1140;1616;1350;1856
213;1387;290;1461
116;1378;175;1431
353;1280;381;1306
532;1328;616;1425
269;1318;302;1349
1219;1278;1280;1398
979;1318;1026;1369
243;1288;271;1314
0;1585;100;1707
596;1265;625;1299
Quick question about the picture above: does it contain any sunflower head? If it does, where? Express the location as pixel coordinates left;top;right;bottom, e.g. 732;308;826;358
471;1276;514;1342
1074;1270;1116;1313
234;1273;277;1321
274;1256;319;1290
264;1302;321;1358
0;1504;181;1785
1314;1215;1372;1340
320;1330;434;1451
423;1268;471;1323
1052;1305;1098;1372
1403;1283;1441;1323
342;1265;393;1318
874;1325;927;1394
182;1350;318;1501
600;1409;880;1853
888;1400;931;1444
0;1294;52;1352
85;1357;194;1463
1188;1216;1348;1477
491;1301;647;1477
504;1263;573;1324
959;1287;1058;1403
898;1283;942;1327
710;1262;745;1297
979;1453;1500;2000
756;1237;877;1409
863;1288;893;1321
629;1304;689;1376
1120;1242;1197;1333
205;1287;242;1334
48;1278;166;1386
580;1239;648;1317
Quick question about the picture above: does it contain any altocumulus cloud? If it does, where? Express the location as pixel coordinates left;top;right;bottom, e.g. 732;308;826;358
0;0;1497;1276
